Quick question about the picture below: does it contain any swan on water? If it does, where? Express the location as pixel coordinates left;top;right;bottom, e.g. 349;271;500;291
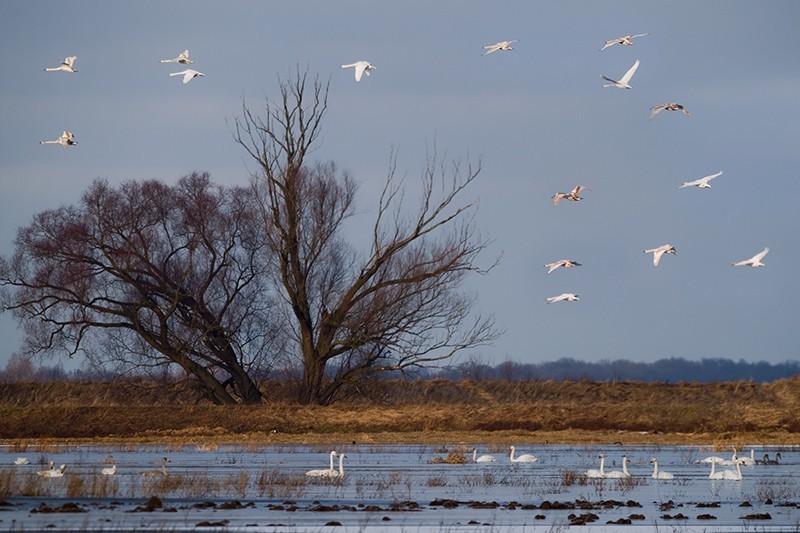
170;69;205;84
586;454;606;478
600;33;648;52
473;448;497;463
341;61;375;82
38;463;66;477
141;457;170;477
101;463;117;476
732;247;769;268
546;293;580;304
643;244;676;267
544;259;581;274
650;458;674;479
602;59;640;89
739;449;757;466
604;455;630;478
40;131;77;149
14;457;30;465
709;460;745;480
483;40;518;56
45;56;78;73
761;452;782;465
509;446;538;463
306;451;339;477
160;49;194;64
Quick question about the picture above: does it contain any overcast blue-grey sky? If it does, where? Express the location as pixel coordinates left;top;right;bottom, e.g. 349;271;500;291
1;1;799;370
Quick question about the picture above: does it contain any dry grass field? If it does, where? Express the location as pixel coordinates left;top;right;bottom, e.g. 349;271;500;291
1;378;798;446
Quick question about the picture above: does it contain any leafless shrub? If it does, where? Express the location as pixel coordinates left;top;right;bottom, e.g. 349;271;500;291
426;475;447;487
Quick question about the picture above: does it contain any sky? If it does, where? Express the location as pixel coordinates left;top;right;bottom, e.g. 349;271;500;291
1;1;799;370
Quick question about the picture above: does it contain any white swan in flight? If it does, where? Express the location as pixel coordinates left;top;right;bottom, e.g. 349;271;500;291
679;171;723;189
709;460;745;480
45;56;78;73
341;61;375;82
600;33;648;51
643;244;676;267
160;49;194;64
604;456;630;478
141;457;170;477
586;454;606;478
101;463;117;476
552;185;590;205
40;130;77;149
650;458;674;479
544;259;581;274
14;457;30;465
546;293;580;304
509;446;538;463
483;40;518;55
732;247;769;268
602;59;640;89
170;69;205;84
650;102;691;120
306;451;339;477
473;448;497;463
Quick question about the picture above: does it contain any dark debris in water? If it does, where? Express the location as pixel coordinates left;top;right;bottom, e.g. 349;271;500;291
30;502;85;514
741;513;772;520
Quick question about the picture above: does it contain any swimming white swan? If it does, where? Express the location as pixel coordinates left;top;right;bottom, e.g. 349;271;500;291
709;460;745;480
546;293;580;304
602;59;640;89
160;49;194;64
483;40;518;55
40;131;77;149
45;56;78;73
679;170;723;189
604;455;630;478
170;69;205;84
38;463;66;477
738;449;757;466
14;457;30;465
329;453;346;477
600;33;648;52
586;454;606;478
101;463;117;476
643;244;676;267
650;102;691;120
509;446;538;463
650;458;674;479
306;451;339;477
37;461;55;475
544;259;581;274
732;247;769;268
340;61;375;82
141;457;170;477
473;448;497;463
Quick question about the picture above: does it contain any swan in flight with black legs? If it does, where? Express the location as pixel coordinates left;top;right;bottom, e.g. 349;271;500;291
679;171;723;189
170;69;205;84
306;451;339;477
586;454;606;478
40;131;77;149
650;102;691;120
650;458;674;479
45;56;78;73
473;448;497;463
732;247;769;268
160;49;194;64
600;34;648;51
546;293;580;304
602;59;640;89
544;259;581;274
605;456;630;478
341;61;375;82
483;40;518;55
509;446;538;463
643;244;676;267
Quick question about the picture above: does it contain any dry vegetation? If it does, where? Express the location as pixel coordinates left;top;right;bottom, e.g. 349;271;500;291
1;378;798;446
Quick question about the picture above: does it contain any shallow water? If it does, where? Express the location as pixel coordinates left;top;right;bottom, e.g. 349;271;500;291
1;443;798;531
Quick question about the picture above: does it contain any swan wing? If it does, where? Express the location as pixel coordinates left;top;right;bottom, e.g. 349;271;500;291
752;247;769;262
702;171;724;183
64;56;77;67
354;62;366;81
652;249;665;267
618;59;640;85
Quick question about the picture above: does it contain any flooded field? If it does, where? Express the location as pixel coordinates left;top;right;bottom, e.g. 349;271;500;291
1;443;798;531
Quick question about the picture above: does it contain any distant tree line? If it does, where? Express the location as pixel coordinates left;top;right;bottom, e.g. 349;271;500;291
1;352;796;385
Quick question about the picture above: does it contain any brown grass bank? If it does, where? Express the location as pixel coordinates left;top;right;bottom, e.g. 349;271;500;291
0;378;798;446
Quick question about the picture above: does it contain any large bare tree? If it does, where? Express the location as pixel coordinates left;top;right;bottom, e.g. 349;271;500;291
0;173;279;404
234;70;499;405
